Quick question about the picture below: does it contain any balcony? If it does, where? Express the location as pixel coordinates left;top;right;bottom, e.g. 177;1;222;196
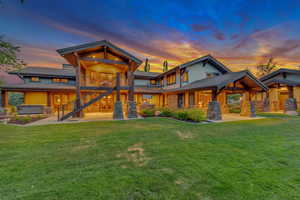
135;84;162;88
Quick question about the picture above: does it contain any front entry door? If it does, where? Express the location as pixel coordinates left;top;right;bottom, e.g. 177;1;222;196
100;95;113;112
178;94;184;108
53;93;68;112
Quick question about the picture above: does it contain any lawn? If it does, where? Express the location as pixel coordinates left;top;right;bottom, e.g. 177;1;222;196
0;117;299;200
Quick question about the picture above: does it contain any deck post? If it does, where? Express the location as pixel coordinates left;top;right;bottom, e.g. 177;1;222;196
285;86;298;115
74;52;84;118
0;90;8;108
263;92;270;112
113;72;124;120
207;89;222;120
127;61;137;118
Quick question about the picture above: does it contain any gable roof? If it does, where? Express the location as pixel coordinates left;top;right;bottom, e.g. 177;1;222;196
260;68;300;82
134;71;160;79
157;55;231;77
263;78;300;87
167;70;268;92
0;83;75;91
57;40;142;65
9;67;75;78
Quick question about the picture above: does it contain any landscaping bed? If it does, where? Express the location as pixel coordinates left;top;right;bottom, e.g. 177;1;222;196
8;114;48;125
140;107;207;122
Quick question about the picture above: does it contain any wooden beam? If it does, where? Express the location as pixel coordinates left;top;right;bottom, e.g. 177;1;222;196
211;89;218;101
80;86;129;90
74;52;83;117
224;87;246;91
80;57;127;65
116;72;121;101
104;46;107;59
288;86;294;98
1;90;7;107
128;61;134;101
47;92;51;107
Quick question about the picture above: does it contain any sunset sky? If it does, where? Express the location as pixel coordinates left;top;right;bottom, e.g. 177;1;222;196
1;0;300;73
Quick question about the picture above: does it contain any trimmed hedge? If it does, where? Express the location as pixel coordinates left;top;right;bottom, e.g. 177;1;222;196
140;108;206;122
140;108;155;117
158;107;173;117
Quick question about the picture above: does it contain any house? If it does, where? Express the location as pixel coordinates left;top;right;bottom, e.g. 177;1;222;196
260;68;300;115
0;40;268;120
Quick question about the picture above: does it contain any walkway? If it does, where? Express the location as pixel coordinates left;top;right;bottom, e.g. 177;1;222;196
214;113;265;123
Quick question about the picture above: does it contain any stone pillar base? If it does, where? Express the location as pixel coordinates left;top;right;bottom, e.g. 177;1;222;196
113;101;124;120
241;101;256;117
263;98;270;112
207;101;222;120
284;98;298;115
127;101;137;118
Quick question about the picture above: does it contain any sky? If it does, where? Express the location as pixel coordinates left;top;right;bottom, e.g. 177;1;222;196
1;0;300;73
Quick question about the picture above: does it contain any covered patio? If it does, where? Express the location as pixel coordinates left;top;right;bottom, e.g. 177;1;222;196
260;69;300;115
165;70;268;120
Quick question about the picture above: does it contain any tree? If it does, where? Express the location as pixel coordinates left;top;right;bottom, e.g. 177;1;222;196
0;36;25;71
0;0;25;5
256;57;278;77
163;60;168;72
144;58;150;72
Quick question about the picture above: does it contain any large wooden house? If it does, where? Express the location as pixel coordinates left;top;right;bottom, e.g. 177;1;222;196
0;41;268;120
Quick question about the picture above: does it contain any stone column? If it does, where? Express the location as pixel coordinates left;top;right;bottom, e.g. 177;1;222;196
207;89;222;120
127;62;137;118
284;86;298;115
113;72;124;120
263;92;270;112
240;92;256;117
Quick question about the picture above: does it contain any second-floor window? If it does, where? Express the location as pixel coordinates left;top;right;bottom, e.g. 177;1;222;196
183;71;189;82
31;77;40;82
90;71;97;81
167;73;176;85
206;72;220;78
52;78;68;83
150;79;156;85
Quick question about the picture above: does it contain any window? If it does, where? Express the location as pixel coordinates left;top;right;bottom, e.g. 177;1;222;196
150;79;156;85
142;94;153;104
90;71;97;81
52;78;60;83
206;72;220;78
61;79;68;83
167;73;176;85
183;71;189;82
31;77;40;82
52;78;69;83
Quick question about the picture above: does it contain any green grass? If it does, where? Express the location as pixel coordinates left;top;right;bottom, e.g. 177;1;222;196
0;117;300;200
257;112;299;118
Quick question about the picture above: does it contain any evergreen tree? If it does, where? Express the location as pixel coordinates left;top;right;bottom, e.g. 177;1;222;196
144;58;149;72
163;60;168;72
144;58;151;72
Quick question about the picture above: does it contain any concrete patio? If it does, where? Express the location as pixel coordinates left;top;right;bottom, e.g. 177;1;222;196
16;112;265;126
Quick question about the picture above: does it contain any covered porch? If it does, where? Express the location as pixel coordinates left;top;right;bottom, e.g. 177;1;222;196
56;40;143;121
164;70;268;120
262;79;300;115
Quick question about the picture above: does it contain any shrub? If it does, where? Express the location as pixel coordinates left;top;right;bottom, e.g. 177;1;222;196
186;109;206;122
228;104;241;113
9;106;17;114
13;116;32;124
158;107;173;117
173;109;189;121
140;108;155;117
